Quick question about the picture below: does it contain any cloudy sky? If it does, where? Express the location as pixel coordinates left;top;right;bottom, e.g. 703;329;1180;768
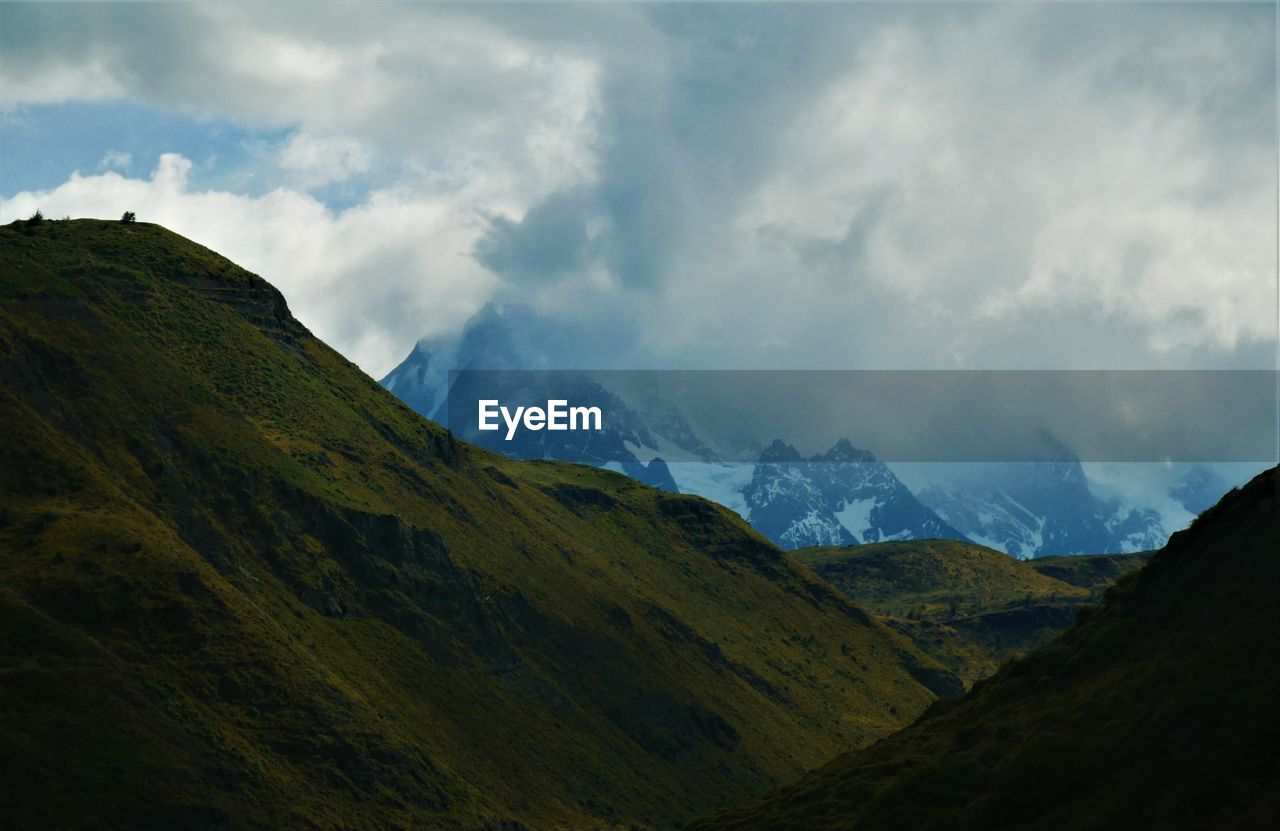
2;2;1275;377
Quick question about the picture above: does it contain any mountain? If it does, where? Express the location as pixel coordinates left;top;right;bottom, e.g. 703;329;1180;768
688;466;1279;830
381;330;1185;560
380;329;964;546
743;440;967;550
379;339;449;424
452;367;683;492
0;219;960;830
1169;464;1233;515
383;320;1212;563
793;540;1149;685
379;321;687;492
915;450;1167;558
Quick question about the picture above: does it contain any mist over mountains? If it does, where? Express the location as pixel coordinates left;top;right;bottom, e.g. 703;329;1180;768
379;306;1249;558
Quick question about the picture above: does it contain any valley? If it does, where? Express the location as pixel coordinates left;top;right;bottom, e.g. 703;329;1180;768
688;466;1279;830
794;540;1151;685
1;219;1270;830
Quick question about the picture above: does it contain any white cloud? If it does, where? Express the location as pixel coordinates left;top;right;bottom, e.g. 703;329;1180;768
98;150;132;171
724;8;1275;363
277;132;371;189
0;59;125;107
0;4;601;199
0;4;608;375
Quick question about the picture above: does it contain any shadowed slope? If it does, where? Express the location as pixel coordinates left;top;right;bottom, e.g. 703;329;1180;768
690;466;1279;831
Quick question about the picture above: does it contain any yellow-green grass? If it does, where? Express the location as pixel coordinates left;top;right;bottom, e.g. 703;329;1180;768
794;539;1089;618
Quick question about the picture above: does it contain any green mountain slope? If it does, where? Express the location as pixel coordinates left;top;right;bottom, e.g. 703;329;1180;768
793;540;1148;685
0;219;958;830
793;539;1088;615
1030;550;1154;589
689;466;1279;831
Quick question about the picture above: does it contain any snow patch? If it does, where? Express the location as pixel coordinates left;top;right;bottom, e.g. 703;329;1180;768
834;497;878;542
666;462;754;518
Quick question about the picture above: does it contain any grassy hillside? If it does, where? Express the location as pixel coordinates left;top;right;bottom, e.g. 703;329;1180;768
0;219;956;830
689;467;1280;830
793;540;1147;685
793;540;1087;617
1030;550;1154;589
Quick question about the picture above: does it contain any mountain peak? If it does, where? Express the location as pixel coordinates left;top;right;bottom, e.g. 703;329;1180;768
815;439;876;463
1033;429;1081;463
380;338;433;385
759;439;803;463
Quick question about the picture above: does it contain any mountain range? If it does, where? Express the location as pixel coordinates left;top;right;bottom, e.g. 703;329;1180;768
913;451;1169;559
381;319;1187;558
0;219;962;829
742;440;966;549
6;218;1271;831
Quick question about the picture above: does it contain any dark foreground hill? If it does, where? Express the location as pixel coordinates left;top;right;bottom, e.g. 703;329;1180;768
0;220;956;830
794;540;1150;685
689;466;1279;830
